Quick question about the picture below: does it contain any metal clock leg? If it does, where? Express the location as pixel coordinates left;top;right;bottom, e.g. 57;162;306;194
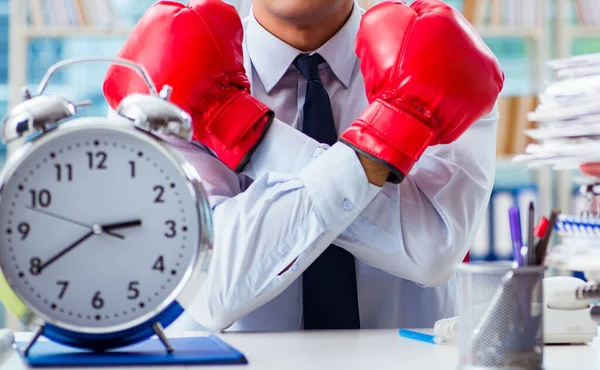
152;322;174;353
22;325;45;356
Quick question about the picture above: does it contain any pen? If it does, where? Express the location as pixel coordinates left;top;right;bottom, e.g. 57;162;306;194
398;329;444;344
534;217;549;240
527;202;535;266
509;206;523;266
0;329;14;358
535;209;560;265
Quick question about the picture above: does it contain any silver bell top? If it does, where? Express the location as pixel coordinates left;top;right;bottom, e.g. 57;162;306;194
1;93;83;144
0;57;194;146
117;85;193;141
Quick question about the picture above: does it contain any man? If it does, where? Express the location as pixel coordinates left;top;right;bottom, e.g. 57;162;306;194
103;0;503;331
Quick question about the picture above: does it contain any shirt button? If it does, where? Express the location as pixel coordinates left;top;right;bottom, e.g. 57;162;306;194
342;198;354;211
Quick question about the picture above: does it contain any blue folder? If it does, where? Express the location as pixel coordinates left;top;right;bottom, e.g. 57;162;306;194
16;334;248;367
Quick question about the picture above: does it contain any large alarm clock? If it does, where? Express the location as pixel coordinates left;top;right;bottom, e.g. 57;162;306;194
0;57;213;354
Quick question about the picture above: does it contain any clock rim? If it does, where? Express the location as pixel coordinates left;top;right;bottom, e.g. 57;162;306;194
0;116;213;336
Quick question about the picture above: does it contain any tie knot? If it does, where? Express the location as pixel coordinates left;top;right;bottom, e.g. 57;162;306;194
293;53;325;82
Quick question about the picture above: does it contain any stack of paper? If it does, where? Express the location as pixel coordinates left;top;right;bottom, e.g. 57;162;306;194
513;53;600;171
514;54;600;275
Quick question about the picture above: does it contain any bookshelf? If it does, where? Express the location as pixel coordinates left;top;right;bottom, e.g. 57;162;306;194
8;0;132;108
359;0;549;94
460;0;549;92
7;0;132;155
476;26;544;39
556;0;600;58
23;26;132;38
570;26;600;38
10;0;550;146
463;0;553;222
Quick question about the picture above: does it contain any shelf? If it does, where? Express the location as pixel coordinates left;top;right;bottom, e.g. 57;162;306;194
23;26;132;38
21;25;543;40
496;155;534;167
570;26;600;39
476;26;544;40
496;155;517;166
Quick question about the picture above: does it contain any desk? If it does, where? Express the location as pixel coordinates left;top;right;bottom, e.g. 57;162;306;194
1;329;599;370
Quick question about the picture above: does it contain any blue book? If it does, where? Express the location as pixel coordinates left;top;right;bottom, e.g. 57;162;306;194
17;334;247;367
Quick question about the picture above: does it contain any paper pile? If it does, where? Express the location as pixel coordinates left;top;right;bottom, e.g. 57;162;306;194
513;53;600;172
513;53;600;275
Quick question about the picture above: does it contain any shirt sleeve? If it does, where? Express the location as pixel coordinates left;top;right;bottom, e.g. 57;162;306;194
243;104;499;288
166;137;380;331
334;103;499;287
243;118;328;179
107;107;121;120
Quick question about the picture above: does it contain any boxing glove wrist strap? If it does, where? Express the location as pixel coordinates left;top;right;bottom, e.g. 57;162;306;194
202;92;274;171
358;99;435;159
206;92;273;147
340;99;436;183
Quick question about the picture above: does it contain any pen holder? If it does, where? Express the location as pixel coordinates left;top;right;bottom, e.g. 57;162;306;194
456;262;545;370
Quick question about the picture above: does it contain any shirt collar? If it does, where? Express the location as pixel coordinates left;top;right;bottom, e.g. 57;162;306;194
245;1;361;93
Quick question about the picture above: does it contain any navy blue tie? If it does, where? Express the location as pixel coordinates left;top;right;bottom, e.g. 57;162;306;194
294;53;360;330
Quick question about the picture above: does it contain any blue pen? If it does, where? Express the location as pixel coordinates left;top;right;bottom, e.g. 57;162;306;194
509;206;523;266
398;329;443;344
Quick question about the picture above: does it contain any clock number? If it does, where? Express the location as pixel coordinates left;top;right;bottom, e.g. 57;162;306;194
92;291;104;309
153;185;165;203
164;220;176;238
29;257;42;276
127;281;140;299
29;189;52;208
128;161;135;178
54;163;73;182
86;151;107;170
17;222;30;240
56;281;69;299
153;255;165;273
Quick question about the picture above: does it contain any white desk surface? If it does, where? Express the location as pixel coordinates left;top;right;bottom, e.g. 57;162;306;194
1;329;599;370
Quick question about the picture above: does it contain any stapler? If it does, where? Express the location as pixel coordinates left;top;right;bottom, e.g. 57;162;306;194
543;276;598;344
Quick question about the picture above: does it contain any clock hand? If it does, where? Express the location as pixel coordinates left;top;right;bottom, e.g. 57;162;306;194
39;230;95;272
101;219;142;231
26;206;125;239
26;206;89;228
37;219;137;273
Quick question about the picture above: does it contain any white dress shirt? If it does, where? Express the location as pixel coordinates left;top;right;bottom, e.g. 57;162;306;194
162;1;499;333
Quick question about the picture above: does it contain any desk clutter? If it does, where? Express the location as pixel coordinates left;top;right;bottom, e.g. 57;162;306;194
432;276;599;345
514;51;600;290
424;51;600;369
402;199;598;368
425;58;600;365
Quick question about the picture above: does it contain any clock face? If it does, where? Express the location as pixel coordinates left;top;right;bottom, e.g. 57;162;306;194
0;121;202;333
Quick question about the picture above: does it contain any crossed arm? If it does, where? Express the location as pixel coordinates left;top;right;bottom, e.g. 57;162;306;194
161;101;498;331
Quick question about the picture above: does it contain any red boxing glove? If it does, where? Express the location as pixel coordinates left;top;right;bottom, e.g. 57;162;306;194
340;0;504;183
103;0;273;172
